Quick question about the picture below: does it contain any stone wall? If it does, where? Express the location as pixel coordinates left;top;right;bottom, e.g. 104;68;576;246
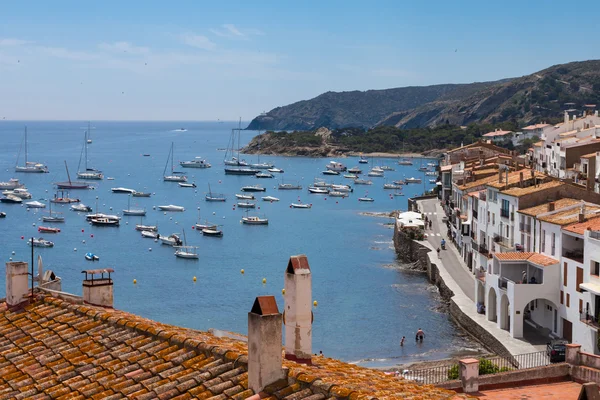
393;222;429;269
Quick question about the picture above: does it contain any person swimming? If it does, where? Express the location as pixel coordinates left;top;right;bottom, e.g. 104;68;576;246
415;328;425;342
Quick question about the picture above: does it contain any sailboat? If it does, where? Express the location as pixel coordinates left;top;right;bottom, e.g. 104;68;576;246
42;200;65;223
163;142;187;182
55;161;91;189
174;229;199;259
195;208;217;230
122;194;146;216
224;119;258;175
205;183;226;202
87;121;93;144
249;131;274;169
15;127;49;173
77;125;103;180
398;142;413;165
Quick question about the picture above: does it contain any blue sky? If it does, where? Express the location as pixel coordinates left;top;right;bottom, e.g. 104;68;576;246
0;0;598;121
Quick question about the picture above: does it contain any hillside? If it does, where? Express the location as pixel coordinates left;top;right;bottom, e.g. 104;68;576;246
247;60;600;130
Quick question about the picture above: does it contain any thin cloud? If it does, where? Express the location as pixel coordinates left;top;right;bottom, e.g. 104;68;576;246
98;41;150;55
179;33;216;50
210;24;263;39
0;38;32;47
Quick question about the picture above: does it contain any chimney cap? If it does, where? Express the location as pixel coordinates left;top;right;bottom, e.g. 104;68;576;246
251;296;279;316
287;255;311;275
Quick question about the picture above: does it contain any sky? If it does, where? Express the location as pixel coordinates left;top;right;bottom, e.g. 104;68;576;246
0;0;598;121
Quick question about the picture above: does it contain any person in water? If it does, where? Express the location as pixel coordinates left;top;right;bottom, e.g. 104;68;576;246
400;336;405;346
416;328;425;342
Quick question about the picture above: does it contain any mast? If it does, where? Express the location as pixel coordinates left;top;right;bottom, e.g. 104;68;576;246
163;143;172;176
84;129;88;170
237;118;241;165
171;143;174;173
64;161;72;185
24;127;28;164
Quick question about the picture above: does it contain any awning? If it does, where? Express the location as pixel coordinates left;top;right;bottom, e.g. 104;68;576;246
463;219;472;225
398;211;422;220
581;282;600;295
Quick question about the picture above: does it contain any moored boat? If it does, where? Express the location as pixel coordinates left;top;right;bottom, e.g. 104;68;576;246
241;215;269;225
38;226;60;233
256;172;274;179
383;183;403;190
161;233;182;246
308;187;329;194
136;224;158;232
26;201;46;208
205;183;226;202
241;185;266;192
405;177;422;184
268;167;284;173
15;127;49;173
111;187;136;194
85;213;120;221
235;193;255;200
180;157;211;168
236;202;256;208
179;182;197;188
358;197;374;202
28;238;54;247
262;196;280;202
163;142;187;182
344;174;358;179
348;167;362;174
0;178;24;190
1;195;22;203
326;161;347;172
291;203;312;209
91;217;119;226
329;191;348;198
278;183;302;190
201;228;223;237
322;170;339;176
367;170;384;177
331;184;352;192
158;204;185;212
3;188;32;199
85;252;100;261
141;230;159;239
71;203;92;212
354;179;372;185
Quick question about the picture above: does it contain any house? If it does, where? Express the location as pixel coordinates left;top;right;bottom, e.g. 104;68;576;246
482;129;513;143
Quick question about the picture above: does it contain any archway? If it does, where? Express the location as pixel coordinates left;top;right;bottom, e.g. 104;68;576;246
487;287;497;322
521;299;560;344
500;294;510;332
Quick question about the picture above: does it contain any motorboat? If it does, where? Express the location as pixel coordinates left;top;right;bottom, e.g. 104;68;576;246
112;187;136;194
85;252;100;261
427;162;437;167
38;226;60;233
180;157;211;168
175;246;199;259
241;185;266;192
224;167;259;175
15;127;49;173
195;222;217;230
205;183;226;202
332;184;352;192
158;204;185;212
236;202;256;208
163;142;188;182
201;228;223;237
322;170;339;176
28;238;54;247
241;215;269;225
161;233;182;246
106;177;115;180
326;161;347;172
0;212;5;218
50;191;80;203
268;168;284;173
235;193;255;200
358;197;374;202
425;171;437;176
71;203;92;212
405;177;422;184
383;183;403;190
393;180;405;185
85;213;120;221
344;174;358;179
278;183;302;190
91;217;119;226
262;196;280;202
419;166;428;171
291;203;312;209
250;162;274;170
77;170;103;180
367;170;384;177
429;179;437;183
3;188;32;199
380;166;395;171
308;187;329;194
393;192;405;197
371;166;385;173
26;201;46;208
179;182;197;188
312;180;332;188
398;159;413;166
164;174;187;182
0;178;24;190
256;172;274;179
348;167;362;174
354;179;372;185
329;191;348;198
136;224;158;232
141;230;159;239
132;191;151;197
1;195;22;203
358;156;369;164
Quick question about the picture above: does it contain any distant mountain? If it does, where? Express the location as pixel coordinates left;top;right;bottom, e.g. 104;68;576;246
247;60;600;130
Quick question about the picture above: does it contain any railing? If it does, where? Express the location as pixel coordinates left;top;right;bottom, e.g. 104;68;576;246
581;310;600;329
563;250;584;263
519;223;531;233
500;209;510;219
483;351;552;370
402;364;458;385
591;231;600;240
478;244;489;256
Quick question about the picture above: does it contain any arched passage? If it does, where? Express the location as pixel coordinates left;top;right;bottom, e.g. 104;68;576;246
500;294;510;332
520;299;560;343
487;287;497;322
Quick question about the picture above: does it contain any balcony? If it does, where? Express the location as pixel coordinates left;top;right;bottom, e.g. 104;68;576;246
477;243;490;257
563;249;584;264
520;222;531;233
500;209;510;219
581;310;600;330
473;209;478;220
494;235;514;250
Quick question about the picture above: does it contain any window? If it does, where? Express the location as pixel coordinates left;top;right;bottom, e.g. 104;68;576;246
551;233;556;256
593;261;600;276
501;200;510;218
542;230;546;252
564;263;568;286
560;290;564;304
492;213;495;226
580;299;583;313
577;268;583;292
566;293;570;308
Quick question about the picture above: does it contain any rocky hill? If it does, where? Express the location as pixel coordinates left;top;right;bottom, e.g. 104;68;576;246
247;60;600;130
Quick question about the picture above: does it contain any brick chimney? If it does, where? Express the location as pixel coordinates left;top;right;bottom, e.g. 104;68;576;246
499;170;503;183
284;255;312;365
5;261;29;307
82;268;114;308
579;203;586;223
248;296;285;393
519;172;524;188
587;156;596;192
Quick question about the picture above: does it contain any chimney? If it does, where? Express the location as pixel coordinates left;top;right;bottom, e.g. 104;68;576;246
505;169;509;189
499;170;503;183
588;156;596;192
519;172;524;188
565;110;569;125
284;255;313;365
248;296;285;393
82;268;114;308
5;261;29;307
548;202;555;212
579;203;586;223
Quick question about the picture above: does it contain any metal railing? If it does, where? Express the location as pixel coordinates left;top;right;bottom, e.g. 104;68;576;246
590;231;600;240
581;310;600;329
478;244;489;256
402;364;458;385
500;209;510;218
483;351;552;371
519;223;531;233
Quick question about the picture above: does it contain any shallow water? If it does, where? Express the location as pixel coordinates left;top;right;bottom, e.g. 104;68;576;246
0;121;478;367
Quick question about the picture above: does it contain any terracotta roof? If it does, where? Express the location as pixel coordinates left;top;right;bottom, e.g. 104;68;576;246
0;295;456;400
494;252;558;267
581;152;597;159
486;170;544;189
456;174;499;191
538;204;600;225
500;181;563;198
522;124;551;130
518;198;582;217
482;130;512;137
440;164;453;172
563;215;600;235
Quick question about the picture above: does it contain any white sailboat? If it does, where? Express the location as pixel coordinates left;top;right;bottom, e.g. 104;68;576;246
87;121;93;143
205;183;226;202
122;194;146;216
163;142;187;182
77;124;103;180
174;230;199;259
42;200;65;223
15;127;49;173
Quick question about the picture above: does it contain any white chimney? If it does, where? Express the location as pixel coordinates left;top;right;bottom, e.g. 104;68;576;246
565;111;569;125
284;255;313;365
5;262;29;307
82;268;114;308
248;296;285;393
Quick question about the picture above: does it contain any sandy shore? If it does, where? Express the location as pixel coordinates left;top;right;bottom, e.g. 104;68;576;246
346;151;426;158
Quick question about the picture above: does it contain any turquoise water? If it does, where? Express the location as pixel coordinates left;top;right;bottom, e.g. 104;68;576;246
0;121;477;366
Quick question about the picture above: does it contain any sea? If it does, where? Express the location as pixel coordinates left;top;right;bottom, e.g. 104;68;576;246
0;121;480;368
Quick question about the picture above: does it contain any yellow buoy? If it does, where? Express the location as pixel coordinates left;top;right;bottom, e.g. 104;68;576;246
133;279;137;284
262;278;267;284
241;269;245;274
313;300;318;307
281;288;285;295
193;276;197;282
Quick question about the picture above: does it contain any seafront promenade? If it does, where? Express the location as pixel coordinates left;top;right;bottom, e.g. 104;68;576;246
415;198;543;356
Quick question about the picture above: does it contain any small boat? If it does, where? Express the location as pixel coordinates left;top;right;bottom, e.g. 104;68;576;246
380;166;395;171
112;187;136;194
224;167;259;175
326;161;347;172
143;154;150;157
348;167;362;174
0;212;5;218
398;159;413;166
163;143;188;182
158;204;185;212
278;183;302;190
161;233;182;246
132;191;151;197
178;182;197;188
250;162;274;170
26;201;46;208
329;191;348;198
42;199;64;222
344;174;358;179
256;172;274;179
106;177;115;180
358;156;368;164
201;228;223;237
91;217;119;226
175;246;199;259
123;195;146;216
224;157;248;166
76;128;103;180
313;180;332;188
236;202;256;208
429;179;437;183
268;168;284;173
28;238;54;247
38;226;60;233
291;203;312;209
206;183;226;202
419;166;428;171
354;179;372;185
405;177;422;184
55;161;90;189
196;222;217;230
241;215;269;225
322;170;339;176
3;188;32;199
85;252;100;261
50;190;80;203
262;196;280;202
85;213;120;221
332;184;352;192
427;162;436;167
383;183;403;190
358;197;374;202
367;170;384;177
141;230;159;239
235;193;255;200
136;224;158;232
393;180;405;185
0;195;22;203
180;157;211;168
308;187;329;194
0;178;24;190
393;192;405;197
425;171;437;176
241;185;266;192
15;127;49;173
